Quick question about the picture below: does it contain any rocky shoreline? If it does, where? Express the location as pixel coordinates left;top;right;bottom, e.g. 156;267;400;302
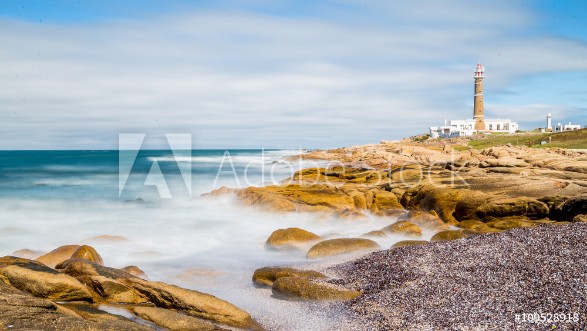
3;138;587;330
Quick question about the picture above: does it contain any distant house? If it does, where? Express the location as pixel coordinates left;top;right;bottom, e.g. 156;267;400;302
430;119;518;139
555;122;582;132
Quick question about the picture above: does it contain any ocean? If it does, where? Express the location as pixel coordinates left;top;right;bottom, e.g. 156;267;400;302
0;149;432;329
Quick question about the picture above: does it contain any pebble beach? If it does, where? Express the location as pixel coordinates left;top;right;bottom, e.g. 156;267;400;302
329;223;587;330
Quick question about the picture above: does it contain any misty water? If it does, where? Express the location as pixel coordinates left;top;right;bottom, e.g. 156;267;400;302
0;149;436;330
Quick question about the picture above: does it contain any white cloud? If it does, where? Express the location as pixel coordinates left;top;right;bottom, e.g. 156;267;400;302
0;1;586;149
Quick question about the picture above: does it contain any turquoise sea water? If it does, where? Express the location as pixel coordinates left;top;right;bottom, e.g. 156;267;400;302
0;149;434;329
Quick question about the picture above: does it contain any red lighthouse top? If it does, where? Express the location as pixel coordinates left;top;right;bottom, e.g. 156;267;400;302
474;63;485;78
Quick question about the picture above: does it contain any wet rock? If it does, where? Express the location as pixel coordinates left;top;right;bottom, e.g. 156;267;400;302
0;256;92;302
573;214;587;223
265;228;320;250
70;245;104;265
361;230;387;238
306;238;380;259
401;185;479;224
352;194;367;210
391;240;429;248
400;210;449;230
430;230;468;242
252;267;326;287
121;265;147;278
36;245;81;268
485;218;536;230
130;306;229;331
271;276;360;301
372;190;403;210
381;221;422;237
121;277;260;330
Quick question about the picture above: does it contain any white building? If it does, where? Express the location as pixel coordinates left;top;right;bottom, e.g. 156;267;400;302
430;118;518;139
555;122;582;132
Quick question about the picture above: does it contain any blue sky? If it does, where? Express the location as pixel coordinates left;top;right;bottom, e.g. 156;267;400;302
0;0;586;149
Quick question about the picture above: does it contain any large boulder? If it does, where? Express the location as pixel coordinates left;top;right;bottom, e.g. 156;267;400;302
70;245;104;265
306;238;380;259
58;259;258;329
121;277;260;330
0;282;151;331
252;267;326;287
381;221;422;237
57;259;147;304
265;228;320;250
475;197;549;221
271;276;360;301
36;245;80;268
401;185;483;224
0;256;92;302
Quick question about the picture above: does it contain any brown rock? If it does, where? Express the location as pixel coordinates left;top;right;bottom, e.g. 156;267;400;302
0;256;93;302
361;230;387;238
401;185;479;224
430;230;468;242
252;267;326;287
352;194;367;210
130;306;229;331
121;278;260;329
306;238;380;259
272;276;361;301
372;190;403;210
0;282;151;331
36;245;80;268
381;221;422;236
476;197;549;220
401;210;448;230
391;240;428;248
485;218;536;230
70;245;104;265
265;228;320;250
121;265;147;278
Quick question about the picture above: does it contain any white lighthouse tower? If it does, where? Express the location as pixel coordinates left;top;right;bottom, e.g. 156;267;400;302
546;113;552;132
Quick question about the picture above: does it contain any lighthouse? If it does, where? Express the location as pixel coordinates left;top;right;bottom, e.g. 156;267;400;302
473;63;486;130
546;113;552;131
